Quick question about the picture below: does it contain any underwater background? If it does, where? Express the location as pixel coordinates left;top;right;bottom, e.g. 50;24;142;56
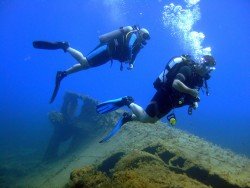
0;0;249;186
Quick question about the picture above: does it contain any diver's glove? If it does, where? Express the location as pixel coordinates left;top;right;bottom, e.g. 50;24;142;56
120;61;133;71
188;98;200;115
192;102;198;109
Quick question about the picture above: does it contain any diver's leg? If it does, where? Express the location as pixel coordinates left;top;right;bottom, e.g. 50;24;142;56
64;47;91;75
86;44;110;67
64;44;111;74
129;103;158;123
50;44;109;103
128;91;168;123
64;63;88;74
66;47;88;66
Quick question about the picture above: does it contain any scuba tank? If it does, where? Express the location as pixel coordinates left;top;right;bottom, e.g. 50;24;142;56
99;26;134;44
153;57;182;90
153;55;194;90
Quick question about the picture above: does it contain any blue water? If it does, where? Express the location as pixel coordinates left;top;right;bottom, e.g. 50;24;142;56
0;0;249;179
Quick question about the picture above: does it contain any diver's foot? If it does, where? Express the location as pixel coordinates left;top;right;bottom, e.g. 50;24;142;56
122;96;134;106
49;71;67;104
122;112;133;124
56;41;69;52
56;71;67;85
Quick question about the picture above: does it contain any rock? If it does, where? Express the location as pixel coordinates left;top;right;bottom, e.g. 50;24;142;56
67;149;210;188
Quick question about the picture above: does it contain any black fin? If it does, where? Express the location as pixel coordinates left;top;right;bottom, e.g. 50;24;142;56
33;41;69;52
49;71;67;104
50;81;60;104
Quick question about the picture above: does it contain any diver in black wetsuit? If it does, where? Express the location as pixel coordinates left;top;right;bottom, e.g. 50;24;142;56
96;55;216;142
33;25;150;103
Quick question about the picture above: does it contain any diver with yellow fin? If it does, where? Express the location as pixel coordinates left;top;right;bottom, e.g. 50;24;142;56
96;55;216;142
33;25;150;103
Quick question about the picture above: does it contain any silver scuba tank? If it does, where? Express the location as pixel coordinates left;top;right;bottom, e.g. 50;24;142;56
99;26;134;43
158;57;183;84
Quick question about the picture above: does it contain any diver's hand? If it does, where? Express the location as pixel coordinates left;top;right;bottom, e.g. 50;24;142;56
192;102;198;109
127;63;134;70
188;101;199;115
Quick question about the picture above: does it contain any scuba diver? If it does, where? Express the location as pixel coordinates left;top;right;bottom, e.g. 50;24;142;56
96;55;216;143
32;25;150;103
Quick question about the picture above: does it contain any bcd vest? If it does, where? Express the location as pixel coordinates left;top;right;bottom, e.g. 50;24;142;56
153;56;195;90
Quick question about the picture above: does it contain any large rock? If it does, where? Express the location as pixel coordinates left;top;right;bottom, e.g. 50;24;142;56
67;141;249;188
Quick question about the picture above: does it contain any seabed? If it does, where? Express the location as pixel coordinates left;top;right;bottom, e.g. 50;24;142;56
2;95;249;188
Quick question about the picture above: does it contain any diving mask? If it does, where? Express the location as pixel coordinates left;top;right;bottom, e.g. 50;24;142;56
201;55;216;73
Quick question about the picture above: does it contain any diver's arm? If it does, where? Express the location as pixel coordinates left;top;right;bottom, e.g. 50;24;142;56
128;51;137;68
127;33;137;67
172;79;198;98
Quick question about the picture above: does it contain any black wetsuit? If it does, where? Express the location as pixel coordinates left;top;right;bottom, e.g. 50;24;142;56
146;65;203;118
86;30;143;67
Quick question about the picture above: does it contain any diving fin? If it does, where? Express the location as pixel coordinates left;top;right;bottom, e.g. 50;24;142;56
96;96;134;114
50;71;67;103
99;112;132;143
32;41;69;52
